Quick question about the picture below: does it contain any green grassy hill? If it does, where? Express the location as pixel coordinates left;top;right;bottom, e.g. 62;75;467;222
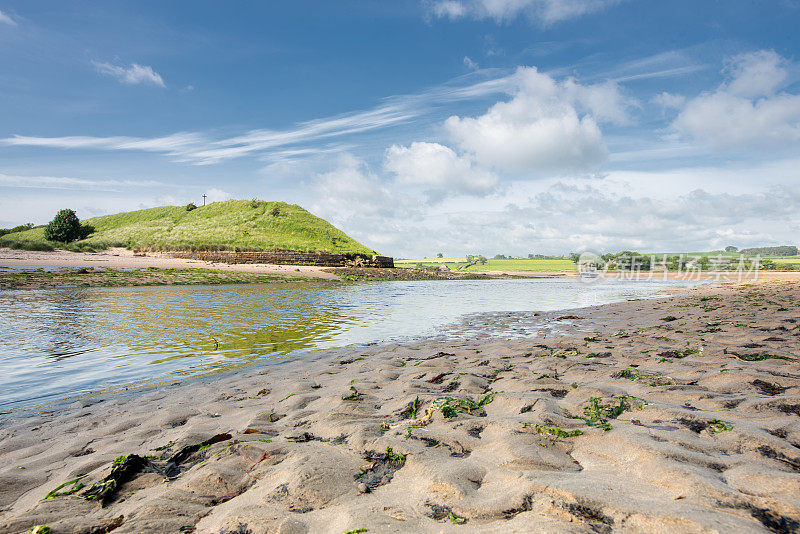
3;200;375;255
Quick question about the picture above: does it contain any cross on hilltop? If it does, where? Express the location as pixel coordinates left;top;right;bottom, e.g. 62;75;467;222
202;194;207;206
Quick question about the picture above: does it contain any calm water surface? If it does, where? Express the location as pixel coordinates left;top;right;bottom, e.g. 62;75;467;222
0;278;699;407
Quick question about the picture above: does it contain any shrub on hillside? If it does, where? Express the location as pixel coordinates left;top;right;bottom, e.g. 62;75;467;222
43;209;93;243
270;206;281;217
0;223;34;237
185;203;197;211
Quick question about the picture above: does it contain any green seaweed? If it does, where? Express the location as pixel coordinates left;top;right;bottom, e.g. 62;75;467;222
385;447;406;463
435;392;498;418
657;348;699;359
441;405;458;418
166;433;232;467
732;352;792;362
614;368;673;386
495;364;514;374
708;419;733;433
524;423;583;438
342;386;364;401
278;393;296;403
30;527;51;534
344;529;368;534
448;511;466;524
44;476;86;499
580;396;645;431
82;454;148;505
112;454;132;466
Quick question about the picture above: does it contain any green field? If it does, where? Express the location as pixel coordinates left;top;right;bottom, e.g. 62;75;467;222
1;200;374;254
395;257;576;272
771;257;800;267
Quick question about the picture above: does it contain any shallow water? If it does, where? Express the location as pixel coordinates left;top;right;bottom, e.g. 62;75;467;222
0;278;699;407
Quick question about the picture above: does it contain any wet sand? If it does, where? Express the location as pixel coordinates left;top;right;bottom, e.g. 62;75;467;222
1;279;799;533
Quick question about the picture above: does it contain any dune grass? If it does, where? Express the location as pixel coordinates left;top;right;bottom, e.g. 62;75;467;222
3;200;374;255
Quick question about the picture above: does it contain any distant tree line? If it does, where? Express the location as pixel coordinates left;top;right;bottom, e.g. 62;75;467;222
739;245;798;256
571;250;794;271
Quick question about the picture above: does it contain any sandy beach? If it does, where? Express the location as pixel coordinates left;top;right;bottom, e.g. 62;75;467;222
0;276;798;533
0;248;341;280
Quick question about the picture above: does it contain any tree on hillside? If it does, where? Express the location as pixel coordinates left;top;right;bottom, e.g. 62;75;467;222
43;209;94;243
725;246;738;252
437;252;443;258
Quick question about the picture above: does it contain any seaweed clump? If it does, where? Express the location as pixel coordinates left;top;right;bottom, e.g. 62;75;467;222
354;447;407;491
580;396;645;431
434;392;498;419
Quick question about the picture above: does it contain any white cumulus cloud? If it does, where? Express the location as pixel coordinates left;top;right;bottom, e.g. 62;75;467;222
723;49;787;99
673;50;800;149
93;61;166;87
444;66;629;175
385;141;498;201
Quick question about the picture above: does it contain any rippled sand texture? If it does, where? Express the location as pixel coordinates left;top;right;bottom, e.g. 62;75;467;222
1;280;799;533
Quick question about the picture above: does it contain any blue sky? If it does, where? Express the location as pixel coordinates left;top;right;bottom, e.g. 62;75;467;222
1;1;799;256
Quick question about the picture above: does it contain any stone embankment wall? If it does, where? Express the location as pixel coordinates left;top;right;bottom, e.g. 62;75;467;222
169;251;394;268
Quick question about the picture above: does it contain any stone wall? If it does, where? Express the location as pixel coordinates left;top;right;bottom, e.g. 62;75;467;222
169;250;394;268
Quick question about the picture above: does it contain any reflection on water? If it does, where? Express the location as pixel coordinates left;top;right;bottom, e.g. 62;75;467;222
0;278;699;407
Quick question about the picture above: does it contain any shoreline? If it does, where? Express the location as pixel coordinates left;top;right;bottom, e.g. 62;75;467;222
0;248;546;289
0;247;340;280
5;248;800;289
1;278;799;532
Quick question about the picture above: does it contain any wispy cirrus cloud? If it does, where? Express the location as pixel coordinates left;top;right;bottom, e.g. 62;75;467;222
93;61;166;87
2;69;521;165
0;173;169;192
0;9;16;26
427;0;625;25
564;50;707;84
